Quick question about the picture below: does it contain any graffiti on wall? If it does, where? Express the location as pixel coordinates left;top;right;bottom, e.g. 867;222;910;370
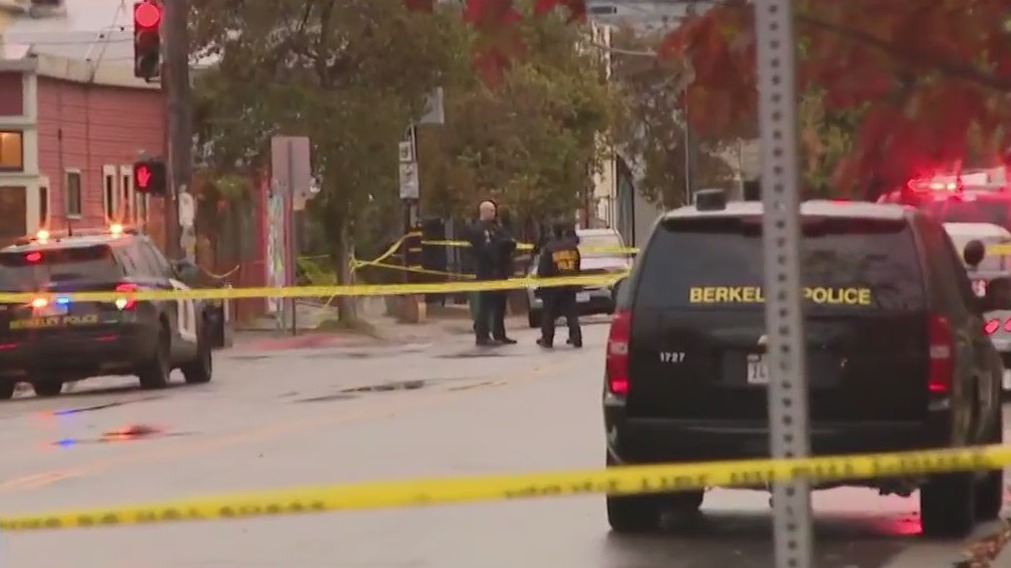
264;188;286;314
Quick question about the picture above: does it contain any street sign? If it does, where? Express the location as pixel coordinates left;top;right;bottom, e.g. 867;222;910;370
399;141;415;163
399;162;419;199
270;136;312;199
177;191;194;227
419;87;445;125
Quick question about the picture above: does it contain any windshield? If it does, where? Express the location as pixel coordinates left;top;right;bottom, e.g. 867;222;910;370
578;233;624;259
0;245;120;291
636;217;924;311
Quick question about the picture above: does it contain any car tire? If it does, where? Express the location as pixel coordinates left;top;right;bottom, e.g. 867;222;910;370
607;494;661;534
0;381;15;400
920;472;976;537
528;309;542;329
181;327;213;384
976;401;1004;521
31;381;62;397
138;326;171;390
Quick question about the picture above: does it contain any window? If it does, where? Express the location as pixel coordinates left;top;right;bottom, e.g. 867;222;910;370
636;216;926;312
0;186;26;245
38;184;48;227
0;245;121;291
0;131;24;171
65;170;82;218
138;240;172;277
578;231;624;259
103;165;118;220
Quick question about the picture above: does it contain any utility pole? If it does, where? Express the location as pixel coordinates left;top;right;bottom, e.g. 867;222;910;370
162;0;191;259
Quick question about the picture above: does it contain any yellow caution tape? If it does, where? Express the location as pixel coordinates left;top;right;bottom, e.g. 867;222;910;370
987;243;1011;255
1;444;1006;532
0;274;625;303
421;239;638;255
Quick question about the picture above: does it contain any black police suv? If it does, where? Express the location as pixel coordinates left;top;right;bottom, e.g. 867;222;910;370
603;192;1007;538
0;227;213;399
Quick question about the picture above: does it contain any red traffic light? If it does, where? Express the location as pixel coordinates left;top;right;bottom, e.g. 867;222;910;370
134;2;161;29
135;165;153;189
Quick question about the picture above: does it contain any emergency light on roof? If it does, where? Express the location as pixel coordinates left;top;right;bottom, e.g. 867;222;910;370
17;224;139;245
908;178;961;192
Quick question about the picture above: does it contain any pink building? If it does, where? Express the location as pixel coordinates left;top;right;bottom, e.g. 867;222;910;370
0;49;166;247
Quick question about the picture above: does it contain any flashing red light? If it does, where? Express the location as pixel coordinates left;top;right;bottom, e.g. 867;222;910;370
115;283;138;310
134;2;161;29
25;252;41;263
30;297;48;309
985;319;1000;334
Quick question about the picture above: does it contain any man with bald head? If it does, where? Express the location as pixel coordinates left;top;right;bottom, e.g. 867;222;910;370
468;199;517;346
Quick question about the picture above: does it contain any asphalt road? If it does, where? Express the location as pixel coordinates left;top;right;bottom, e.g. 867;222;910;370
1;317;1009;568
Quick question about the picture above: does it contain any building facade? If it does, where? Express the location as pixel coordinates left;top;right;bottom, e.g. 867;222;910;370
0;51;165;246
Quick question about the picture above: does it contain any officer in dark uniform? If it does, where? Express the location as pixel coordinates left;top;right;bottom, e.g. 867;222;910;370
468;200;517;346
535;220;582;348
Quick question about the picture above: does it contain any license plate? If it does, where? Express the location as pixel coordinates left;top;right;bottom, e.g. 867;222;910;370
973;280;988;297
576;292;589;303
746;354;769;385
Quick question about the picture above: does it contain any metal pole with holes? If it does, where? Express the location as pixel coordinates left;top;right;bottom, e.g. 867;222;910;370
754;0;814;567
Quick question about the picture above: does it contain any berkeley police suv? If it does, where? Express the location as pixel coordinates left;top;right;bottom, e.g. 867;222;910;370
603;190;1007;538
0;225;213;399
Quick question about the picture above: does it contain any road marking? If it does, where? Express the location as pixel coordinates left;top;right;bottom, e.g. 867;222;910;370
0;354;579;494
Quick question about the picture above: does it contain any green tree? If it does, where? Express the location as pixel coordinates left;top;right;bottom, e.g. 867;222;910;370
418;11;623;231
190;0;466;321
610;28;734;208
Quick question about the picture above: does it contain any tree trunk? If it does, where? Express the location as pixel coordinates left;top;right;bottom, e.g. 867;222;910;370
334;222;359;323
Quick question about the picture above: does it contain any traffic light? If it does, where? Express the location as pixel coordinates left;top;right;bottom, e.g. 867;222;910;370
133;159;167;196
133;1;162;80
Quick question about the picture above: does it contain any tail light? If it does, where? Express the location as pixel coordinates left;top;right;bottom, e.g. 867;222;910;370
606;309;631;395
1004;318;1011;332
928;315;954;394
986;318;1000;334
115;283;138;310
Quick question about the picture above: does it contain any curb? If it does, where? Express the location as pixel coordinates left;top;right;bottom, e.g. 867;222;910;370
234;333;381;352
954;518;1011;567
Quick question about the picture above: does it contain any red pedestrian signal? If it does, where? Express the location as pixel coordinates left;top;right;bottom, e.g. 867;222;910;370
133;159;167;196
133;1;162;80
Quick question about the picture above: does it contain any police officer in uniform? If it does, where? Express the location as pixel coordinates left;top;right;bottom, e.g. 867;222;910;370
468;200;517;346
535;220;582;348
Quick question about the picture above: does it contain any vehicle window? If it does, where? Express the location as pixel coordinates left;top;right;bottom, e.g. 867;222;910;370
122;242;157;276
138;241;172;277
0;245;121;290
636;216;925;312
919;218;973;318
579;233;623;258
920;197;1011;228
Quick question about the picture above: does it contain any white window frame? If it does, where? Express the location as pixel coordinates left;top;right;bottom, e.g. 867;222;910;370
102;164;119;221
119;164;142;225
64;168;82;219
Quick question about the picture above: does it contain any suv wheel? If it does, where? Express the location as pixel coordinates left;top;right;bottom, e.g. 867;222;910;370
605;451;662;533
920;472;976;537
138;327;171;390
976;402;1004;520
0;381;15;400
528;309;542;329
31;380;63;397
181;329;213;384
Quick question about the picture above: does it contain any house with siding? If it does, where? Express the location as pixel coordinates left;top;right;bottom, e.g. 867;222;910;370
0;0;166;247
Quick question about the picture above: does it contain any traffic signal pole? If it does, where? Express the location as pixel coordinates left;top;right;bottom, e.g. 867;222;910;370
162;0;191;260
754;1;814;567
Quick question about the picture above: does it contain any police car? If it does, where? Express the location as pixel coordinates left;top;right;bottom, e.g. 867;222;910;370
942;222;1011;394
604;190;1005;537
0;225;213;399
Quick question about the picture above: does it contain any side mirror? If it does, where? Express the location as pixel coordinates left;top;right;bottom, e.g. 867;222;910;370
964;239;986;268
983;276;1011;311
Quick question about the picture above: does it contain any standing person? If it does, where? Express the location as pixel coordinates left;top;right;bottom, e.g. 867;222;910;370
489;207;517;344
468;200;516;346
535;220;582;348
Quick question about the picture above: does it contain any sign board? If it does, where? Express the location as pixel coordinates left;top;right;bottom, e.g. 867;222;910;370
399;162;419;199
270;136;312;199
398;141;415;163
419;87;445;125
177;191;194;227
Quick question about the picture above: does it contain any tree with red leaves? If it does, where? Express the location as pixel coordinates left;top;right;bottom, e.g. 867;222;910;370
421;0;1011;195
